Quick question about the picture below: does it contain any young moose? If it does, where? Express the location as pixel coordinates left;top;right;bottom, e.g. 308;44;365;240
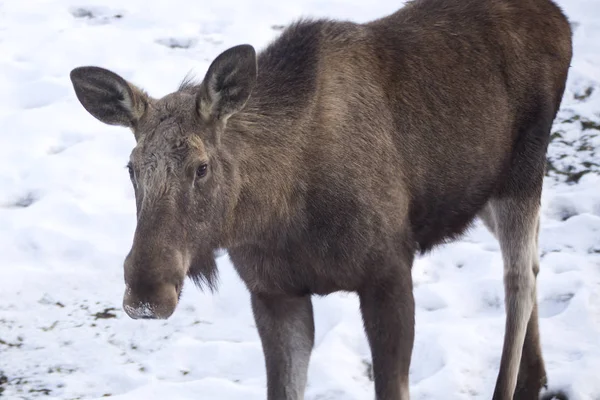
70;0;572;398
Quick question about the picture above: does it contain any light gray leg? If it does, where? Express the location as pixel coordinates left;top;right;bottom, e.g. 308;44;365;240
251;293;314;400
487;197;543;400
479;202;497;236
514;215;547;400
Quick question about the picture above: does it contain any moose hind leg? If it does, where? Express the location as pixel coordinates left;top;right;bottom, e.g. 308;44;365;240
479;202;497;237
514;303;547;400
251;293;314;400
514;216;547;400
490;197;545;400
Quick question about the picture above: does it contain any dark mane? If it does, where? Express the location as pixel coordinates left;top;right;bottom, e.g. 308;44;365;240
248;19;326;112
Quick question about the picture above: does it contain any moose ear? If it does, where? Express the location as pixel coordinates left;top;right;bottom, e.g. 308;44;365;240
70;66;147;127
198;44;257;122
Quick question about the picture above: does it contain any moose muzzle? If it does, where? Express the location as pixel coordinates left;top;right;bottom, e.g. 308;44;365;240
122;283;178;319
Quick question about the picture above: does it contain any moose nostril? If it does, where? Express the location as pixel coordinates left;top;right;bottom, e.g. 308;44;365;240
123;284;179;320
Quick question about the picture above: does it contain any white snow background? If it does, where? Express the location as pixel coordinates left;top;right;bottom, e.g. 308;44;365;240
0;0;599;399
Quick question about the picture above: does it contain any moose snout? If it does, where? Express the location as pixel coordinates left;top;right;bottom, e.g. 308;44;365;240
123;283;179;319
122;241;187;320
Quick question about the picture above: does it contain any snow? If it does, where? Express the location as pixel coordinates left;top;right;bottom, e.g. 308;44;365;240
0;0;599;399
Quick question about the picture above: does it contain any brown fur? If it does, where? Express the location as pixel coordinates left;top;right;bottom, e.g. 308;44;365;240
70;0;572;398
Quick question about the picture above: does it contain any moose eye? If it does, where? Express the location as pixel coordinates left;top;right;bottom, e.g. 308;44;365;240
196;163;208;178
126;162;134;179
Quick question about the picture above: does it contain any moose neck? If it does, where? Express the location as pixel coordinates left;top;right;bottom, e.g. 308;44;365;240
217;24;323;249
222;77;317;249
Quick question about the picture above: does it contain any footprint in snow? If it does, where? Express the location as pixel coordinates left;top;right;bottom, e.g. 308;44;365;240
69;7;124;24
480;290;503;311
546;196;579;221
539;292;575;318
414;286;447;312
47;132;88;155
0;192;39;209
410;334;445;384
541;389;570;400
156;37;197;50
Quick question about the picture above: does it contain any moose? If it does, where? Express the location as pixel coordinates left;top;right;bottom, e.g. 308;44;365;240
70;0;572;398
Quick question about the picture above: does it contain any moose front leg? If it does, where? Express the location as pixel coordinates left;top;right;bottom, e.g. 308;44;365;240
251;293;315;400
359;264;414;400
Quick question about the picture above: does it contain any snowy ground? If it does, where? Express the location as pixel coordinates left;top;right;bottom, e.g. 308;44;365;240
0;0;599;399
